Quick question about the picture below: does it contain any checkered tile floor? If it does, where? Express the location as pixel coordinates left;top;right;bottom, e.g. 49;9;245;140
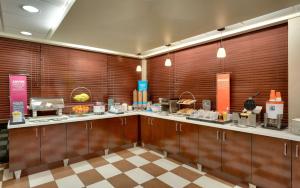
0;147;240;188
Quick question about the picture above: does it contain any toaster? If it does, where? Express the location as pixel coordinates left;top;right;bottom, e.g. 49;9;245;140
291;118;300;135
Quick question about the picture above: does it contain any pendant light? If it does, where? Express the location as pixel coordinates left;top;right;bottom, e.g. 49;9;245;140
136;53;142;72
136;65;142;72
164;44;172;67
217;28;226;58
165;58;172;67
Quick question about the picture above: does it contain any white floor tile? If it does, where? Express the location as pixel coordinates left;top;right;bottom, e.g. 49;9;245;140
28;170;54;187
2;169;13;181
70;160;93;174
95;164;122;179
56;174;84;188
87;180;114;188
125;168;154;184
126;155;150;167
153;158;179;171
194;176;232;188
128;147;147;155
157;172;190;188
103;153;123;163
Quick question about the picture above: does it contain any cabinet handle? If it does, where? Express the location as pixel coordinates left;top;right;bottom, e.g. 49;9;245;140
90;122;93;129
151;118;153;125
216;130;220;140
120;118;124;125
296;145;299;158
222;131;226;142
124;117;127;125
148;117;150;125
180;124;182;132
35;128;38;137
176;123;178;132
284;143;288;157
43;127;45;137
85;123;88;130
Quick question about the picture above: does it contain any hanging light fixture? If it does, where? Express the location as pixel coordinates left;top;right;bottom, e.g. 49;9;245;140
136;65;142;72
164;58;172;67
136;53;142;72
164;44;172;67
217;28;226;58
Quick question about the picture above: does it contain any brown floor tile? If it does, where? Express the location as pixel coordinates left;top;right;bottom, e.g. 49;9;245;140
171;166;202;182
0;170;3;181
166;157;182;165
77;169;104;186
116;150;135;159
139;152;161;162
205;174;235;187
142;178;171;188
140;163;167;177
88;157;109;168
184;183;202;188
0;163;8;169
2;177;29;188
51;166;74;180
107;174;138;188
33;181;58;188
113;160;136;172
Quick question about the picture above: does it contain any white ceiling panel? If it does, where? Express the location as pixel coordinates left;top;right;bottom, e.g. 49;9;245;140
0;0;75;38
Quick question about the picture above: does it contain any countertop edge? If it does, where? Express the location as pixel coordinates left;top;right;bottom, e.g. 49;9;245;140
7;111;300;142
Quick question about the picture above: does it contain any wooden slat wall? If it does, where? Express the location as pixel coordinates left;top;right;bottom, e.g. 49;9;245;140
108;55;140;104
0;39;139;121
41;45;108;104
148;54;175;102
0;38;40;120
148;24;288;122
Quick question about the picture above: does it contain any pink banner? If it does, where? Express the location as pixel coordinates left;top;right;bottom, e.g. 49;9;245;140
9;75;28;115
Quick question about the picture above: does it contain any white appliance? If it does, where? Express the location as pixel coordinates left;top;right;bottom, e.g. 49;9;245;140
291;119;300;135
93;102;105;115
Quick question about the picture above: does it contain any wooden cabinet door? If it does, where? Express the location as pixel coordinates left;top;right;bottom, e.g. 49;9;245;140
151;118;167;149
161;120;178;154
198;126;221;173
124;116;138;145
108;118;124;149
89;119;109;154
41;124;66;164
292;141;300;188
221;130;251;186
252;135;291;188
141;116;152;145
67;121;89;158
9;127;41;171
179;123;198;163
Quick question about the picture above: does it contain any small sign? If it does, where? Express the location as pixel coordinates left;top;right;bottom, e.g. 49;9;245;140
9;75;28;115
138;80;148;91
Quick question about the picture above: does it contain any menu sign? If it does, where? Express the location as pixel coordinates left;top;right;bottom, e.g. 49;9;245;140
216;73;230;113
9;75;28;115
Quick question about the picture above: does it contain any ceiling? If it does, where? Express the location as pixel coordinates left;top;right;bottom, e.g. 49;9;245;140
0;0;74;38
52;0;300;54
0;0;300;55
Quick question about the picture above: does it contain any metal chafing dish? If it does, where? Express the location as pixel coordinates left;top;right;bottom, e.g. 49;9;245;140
29;97;64;118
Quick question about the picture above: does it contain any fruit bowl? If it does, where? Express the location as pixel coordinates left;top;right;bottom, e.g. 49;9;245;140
72;105;90;115
70;87;92;115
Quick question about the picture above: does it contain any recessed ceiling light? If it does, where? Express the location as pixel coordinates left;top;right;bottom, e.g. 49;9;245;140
22;5;39;13
20;31;32;36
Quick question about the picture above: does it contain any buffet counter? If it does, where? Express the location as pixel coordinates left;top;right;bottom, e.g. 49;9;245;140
8;111;300;142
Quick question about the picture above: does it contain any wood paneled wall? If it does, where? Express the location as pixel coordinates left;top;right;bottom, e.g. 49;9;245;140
0;39;140;121
148;24;288;122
